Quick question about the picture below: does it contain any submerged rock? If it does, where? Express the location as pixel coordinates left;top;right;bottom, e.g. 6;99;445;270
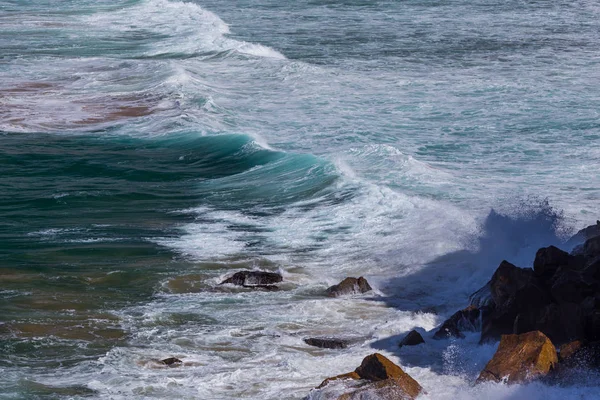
220;271;282;287
160;357;182;367
326;277;372;297
399;330;425;347
433;306;481;340
318;353;423;399
477;331;557;384
304;337;350;349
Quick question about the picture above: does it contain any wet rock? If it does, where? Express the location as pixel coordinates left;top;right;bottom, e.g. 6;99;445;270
566;221;600;251
480;260;551;343
160;357;182;367
533;246;581;284
558;340;585;363
304;337;350;349
433;306;480;340
550;268;594;304
318;353;422;399
469;281;493;308
583;236;600;260
477;331;557;384
513;302;585;346
326;277;372;297
318;372;361;388
337;379;418;400
399;330;425;347
220;271;282;287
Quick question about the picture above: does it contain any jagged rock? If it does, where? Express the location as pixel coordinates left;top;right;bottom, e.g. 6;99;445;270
566;221;600;251
399;330;425;347
533;246;581;284
477;331;557;384
326;277;372;297
433;306;480;339
550;267;594;304
318;353;422;399
480;261;551;343
469;281;493;308
583;236;600;260
513;303;585;346
220;271;282;286
304;337;350;349
160;357;182;367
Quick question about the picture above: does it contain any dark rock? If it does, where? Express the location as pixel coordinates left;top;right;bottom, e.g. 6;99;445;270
583;236;600;260
533;246;581;284
433;306;480;340
477;331;557;384
304;337;349;349
469;281;493;308
480;260;551;343
161;357;182;367
566;221;600;251
514;303;585;346
220;271;282;286
318;353;423;399
326;277;372;297
550;268;594;304
399;330;425;347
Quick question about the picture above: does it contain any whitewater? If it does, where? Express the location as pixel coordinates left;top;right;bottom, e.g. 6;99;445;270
1;0;599;398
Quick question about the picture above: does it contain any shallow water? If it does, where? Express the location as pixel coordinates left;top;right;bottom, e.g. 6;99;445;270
1;0;599;398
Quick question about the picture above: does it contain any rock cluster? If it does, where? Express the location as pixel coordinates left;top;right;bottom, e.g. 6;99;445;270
434;224;600;347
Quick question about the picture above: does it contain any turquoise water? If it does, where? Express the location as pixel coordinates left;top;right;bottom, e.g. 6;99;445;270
1;0;600;398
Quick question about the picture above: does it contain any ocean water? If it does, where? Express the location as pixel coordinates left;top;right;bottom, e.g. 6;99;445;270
1;0;600;398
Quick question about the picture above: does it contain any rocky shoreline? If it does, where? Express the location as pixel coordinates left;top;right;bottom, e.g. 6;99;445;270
158;221;600;399
304;220;600;399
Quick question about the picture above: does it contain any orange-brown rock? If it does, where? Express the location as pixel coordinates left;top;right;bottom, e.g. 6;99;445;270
319;353;422;399
318;372;361;388
477;331;557;384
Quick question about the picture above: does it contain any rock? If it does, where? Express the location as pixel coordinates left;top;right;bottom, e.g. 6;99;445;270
533;246;581;284
220;271;282;286
558;340;585;363
550;267;594;304
318;353;422;399
433;306;481;339
556;340;600;369
566;221;600;251
160;357;182;367
583;236;600;260
469;281;493;308
480;260;551;343
326;277;372;297
477;331;557;384
318;372;361;388
304;337;350;349
337;379;418;400
399;330;425;347
513;303;585;346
